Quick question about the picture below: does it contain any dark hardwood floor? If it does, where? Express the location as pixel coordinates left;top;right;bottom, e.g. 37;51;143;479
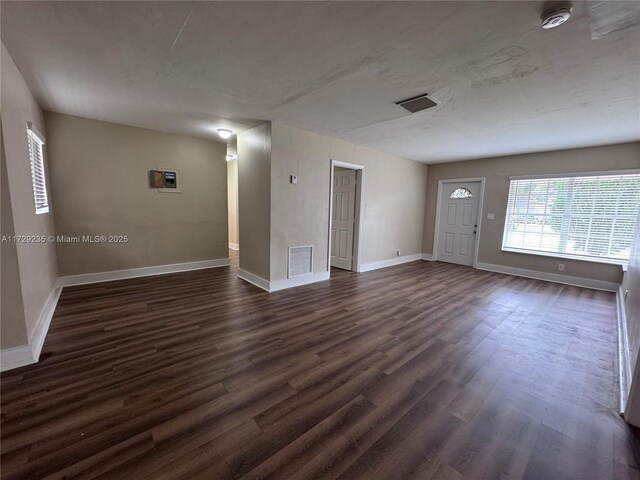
1;252;639;479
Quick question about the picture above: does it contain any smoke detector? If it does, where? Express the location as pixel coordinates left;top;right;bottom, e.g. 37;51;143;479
541;7;572;29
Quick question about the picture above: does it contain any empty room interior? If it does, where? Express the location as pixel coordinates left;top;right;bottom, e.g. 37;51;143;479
2;1;640;479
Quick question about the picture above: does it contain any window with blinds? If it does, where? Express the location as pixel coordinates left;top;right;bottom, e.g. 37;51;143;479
502;173;640;264
26;123;49;214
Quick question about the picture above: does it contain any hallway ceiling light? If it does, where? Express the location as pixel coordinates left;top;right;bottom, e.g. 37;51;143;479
217;128;233;139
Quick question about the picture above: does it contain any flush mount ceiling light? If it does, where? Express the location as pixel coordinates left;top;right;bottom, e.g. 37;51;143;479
541;7;572;29
225;154;236;162
217;128;233;139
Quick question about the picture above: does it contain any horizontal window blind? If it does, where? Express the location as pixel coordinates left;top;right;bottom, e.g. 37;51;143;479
502;174;640;262
27;125;49;214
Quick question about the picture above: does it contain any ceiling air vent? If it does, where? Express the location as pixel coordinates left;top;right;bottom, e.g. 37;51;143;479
396;94;437;113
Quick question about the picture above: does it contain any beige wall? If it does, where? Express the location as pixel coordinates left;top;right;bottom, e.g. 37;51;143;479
1;125;28;349
1;42;58;343
423;142;640;284
227;159;239;247
237;123;271;279
270;123;428;282
44;112;228;275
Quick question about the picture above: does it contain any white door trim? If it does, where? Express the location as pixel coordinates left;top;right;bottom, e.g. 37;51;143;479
433;177;485;268
618;285;632;413
328;160;365;273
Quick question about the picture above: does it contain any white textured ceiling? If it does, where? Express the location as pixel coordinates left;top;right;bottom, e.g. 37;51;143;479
1;1;639;163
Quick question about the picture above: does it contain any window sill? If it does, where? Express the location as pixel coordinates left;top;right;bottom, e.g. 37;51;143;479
501;247;629;267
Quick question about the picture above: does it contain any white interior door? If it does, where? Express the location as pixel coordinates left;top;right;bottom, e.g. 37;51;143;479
331;169;356;270
437;181;480;266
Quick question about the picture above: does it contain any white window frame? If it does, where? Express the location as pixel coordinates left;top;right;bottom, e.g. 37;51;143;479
26;122;49;214
502;170;640;266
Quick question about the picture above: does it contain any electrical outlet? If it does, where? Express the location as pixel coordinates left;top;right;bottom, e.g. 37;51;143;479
290;175;298;184
396;250;400;257
487;213;495;220
557;263;565;271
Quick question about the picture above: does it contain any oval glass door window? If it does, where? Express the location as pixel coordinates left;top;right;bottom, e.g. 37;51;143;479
450;188;473;199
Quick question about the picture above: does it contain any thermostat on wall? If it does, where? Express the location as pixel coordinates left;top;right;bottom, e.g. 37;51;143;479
149;168;181;193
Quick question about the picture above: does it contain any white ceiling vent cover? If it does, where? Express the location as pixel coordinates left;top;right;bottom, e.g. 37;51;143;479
288;246;313;278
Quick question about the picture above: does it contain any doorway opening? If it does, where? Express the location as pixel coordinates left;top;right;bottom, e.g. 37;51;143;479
433;178;485;267
227;142;239;267
328;160;364;275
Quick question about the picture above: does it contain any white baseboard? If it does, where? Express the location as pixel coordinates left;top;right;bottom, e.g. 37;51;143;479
30;285;62;362
229;242;239;251
0;345;35;372
475;262;618;292
271;272;330;292
358;253;422;273
238;269;330;293
1;284;62;372
421;253;433;261
57;258;231;287
618;285;632;414
238;269;271;292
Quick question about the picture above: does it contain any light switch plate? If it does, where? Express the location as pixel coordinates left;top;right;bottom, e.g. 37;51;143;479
290;175;298;184
487;213;495;220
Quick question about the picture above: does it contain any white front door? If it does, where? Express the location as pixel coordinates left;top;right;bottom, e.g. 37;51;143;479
331;169;357;270
437;181;480;266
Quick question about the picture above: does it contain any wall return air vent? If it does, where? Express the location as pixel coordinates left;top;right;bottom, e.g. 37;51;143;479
288;246;313;278
396;94;437;113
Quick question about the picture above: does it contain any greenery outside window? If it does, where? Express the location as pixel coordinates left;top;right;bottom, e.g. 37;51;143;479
502;173;640;264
